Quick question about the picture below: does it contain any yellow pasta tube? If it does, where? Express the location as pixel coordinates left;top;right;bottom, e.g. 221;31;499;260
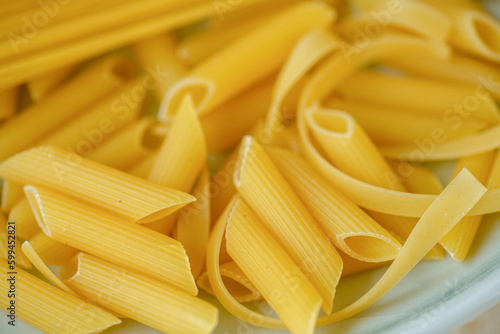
89;118;163;170
132;33;187;102
234;136;342;314
197;261;262;303
61;252;218;334
25;185;198;296
0;0;270;92
0;86;18;121
0;259;121;334
176;166;210;279
346;0;452;41
201;77;273;152
268;148;401;262
149;94;206;192
420;0;500;63
0;146;195;223
0;55;135;161
299;34;449;108
26;65;75;101
306;107;405;190
317;169;487;324
28;232;78;266
0;215;31;269
302;106;444;258
8;198;39;240
39;80;143;152
380;123;500;161
159;2;336;121
226;197;322;334
384;53;500;99
337;71;500;123
325;97;486;145
439;151;495;260
1;180;23;213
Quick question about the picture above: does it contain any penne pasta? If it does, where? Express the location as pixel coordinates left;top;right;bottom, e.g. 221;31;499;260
234;136;342;314
147;94;206;234
226;197;322;334
0;146;195;223
8;198;39;240
0;55;135;161
132;33;187;102
25;185;198;296
127;152;157;178
420;0;500;63
339;251;390;278
388;161;444;195
197;261;262;303
268;148;401;263
61;252;218;334
159;2;336;121
337;70;500;123
176;166;210;279
88;118;163;170
325;97;487;145
39;79;143;154
0;259;121;333
439;151;495;260
28;232;78;266
26;65;75;101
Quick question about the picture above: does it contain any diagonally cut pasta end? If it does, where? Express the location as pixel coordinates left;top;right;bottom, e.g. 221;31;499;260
306;108;355;138
233;135;254;189
158;76;215;123
338;233;402;263
24;185;53;238
466;11;500;62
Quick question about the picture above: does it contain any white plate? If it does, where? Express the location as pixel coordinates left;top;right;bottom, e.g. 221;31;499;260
2;2;500;334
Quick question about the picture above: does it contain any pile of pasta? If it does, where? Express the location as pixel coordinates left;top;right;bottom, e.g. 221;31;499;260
2;0;500;333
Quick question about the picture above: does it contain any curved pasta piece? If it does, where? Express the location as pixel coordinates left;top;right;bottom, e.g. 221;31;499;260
197;261;262;303
299;34;450;108
226;198;322;334
265;28;339;129
234;136;342;314
61;253;218;334
159;2;337;121
297;104;500;217
25;185;198;296
267;148;401;263
0;146;195;223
